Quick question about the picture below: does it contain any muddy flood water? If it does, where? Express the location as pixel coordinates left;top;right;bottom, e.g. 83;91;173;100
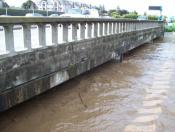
1;33;175;132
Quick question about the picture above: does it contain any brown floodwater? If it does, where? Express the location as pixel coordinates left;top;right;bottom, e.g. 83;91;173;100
1;33;175;132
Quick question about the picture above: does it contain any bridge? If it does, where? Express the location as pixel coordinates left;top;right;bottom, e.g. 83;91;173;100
0;17;164;112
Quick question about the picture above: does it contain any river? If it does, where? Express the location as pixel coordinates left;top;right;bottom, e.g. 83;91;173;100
0;33;175;132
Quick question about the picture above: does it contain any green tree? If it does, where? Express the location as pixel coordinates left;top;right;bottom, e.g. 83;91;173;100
116;7;129;16
124;12;138;19
21;0;37;9
108;9;117;16
111;11;121;18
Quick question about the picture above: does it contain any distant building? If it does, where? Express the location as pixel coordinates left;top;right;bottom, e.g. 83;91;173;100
0;0;4;8
36;0;92;12
37;0;62;12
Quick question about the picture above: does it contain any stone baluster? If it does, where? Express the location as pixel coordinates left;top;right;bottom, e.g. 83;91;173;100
129;23;131;31
99;22;103;36
109;22;112;34
23;24;31;50
134;23;137;31
137;23;139;30
4;25;15;53
93;22;98;37
120;23;123;33
38;24;46;47
104;22;108;35
118;23;120;33
126;22;128;32
116;23;119;33
72;23;78;41
131;23;133;31
123;22;126;32
63;23;69;42
122;22;125;32
87;23;92;38
132;23;134;31
51;23;58;44
127;22;129;32
142;22;144;29
140;22;142;29
113;22;116;34
80;23;86;39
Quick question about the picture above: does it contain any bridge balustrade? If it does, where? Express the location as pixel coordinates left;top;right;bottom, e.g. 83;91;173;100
0;17;162;58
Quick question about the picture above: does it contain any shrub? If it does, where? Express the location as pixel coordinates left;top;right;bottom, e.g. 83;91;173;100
124;13;138;19
148;15;159;21
165;23;175;32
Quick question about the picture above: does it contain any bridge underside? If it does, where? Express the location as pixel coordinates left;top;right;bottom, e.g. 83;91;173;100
0;27;164;112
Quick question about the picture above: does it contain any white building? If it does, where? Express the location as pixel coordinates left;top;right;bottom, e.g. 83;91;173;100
37;0;91;13
37;0;62;12
0;0;3;8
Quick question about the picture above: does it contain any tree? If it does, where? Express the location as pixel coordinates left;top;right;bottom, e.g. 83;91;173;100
111;12;121;18
108;9;117;16
117;9;129;16
21;0;37;10
98;5;107;16
148;15;159;20
0;0;9;8
124;11;138;19
3;2;9;8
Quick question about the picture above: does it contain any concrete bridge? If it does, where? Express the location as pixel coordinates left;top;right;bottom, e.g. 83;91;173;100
0;17;164;112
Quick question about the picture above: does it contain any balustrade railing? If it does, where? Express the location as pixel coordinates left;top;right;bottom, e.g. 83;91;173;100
0;17;163;57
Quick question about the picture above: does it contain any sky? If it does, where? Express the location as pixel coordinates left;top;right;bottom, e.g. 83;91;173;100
4;0;175;16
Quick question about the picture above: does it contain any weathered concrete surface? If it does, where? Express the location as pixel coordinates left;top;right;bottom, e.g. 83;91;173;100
0;27;164;112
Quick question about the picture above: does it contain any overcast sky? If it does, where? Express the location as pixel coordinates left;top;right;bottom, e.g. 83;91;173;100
4;0;175;16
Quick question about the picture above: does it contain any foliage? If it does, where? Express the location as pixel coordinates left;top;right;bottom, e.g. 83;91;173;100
108;9;117;16
148;15;159;20
116;9;129;16
109;11;121;18
3;2;9;8
21;0;37;9
123;12;138;19
165;23;175;32
108;9;138;19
